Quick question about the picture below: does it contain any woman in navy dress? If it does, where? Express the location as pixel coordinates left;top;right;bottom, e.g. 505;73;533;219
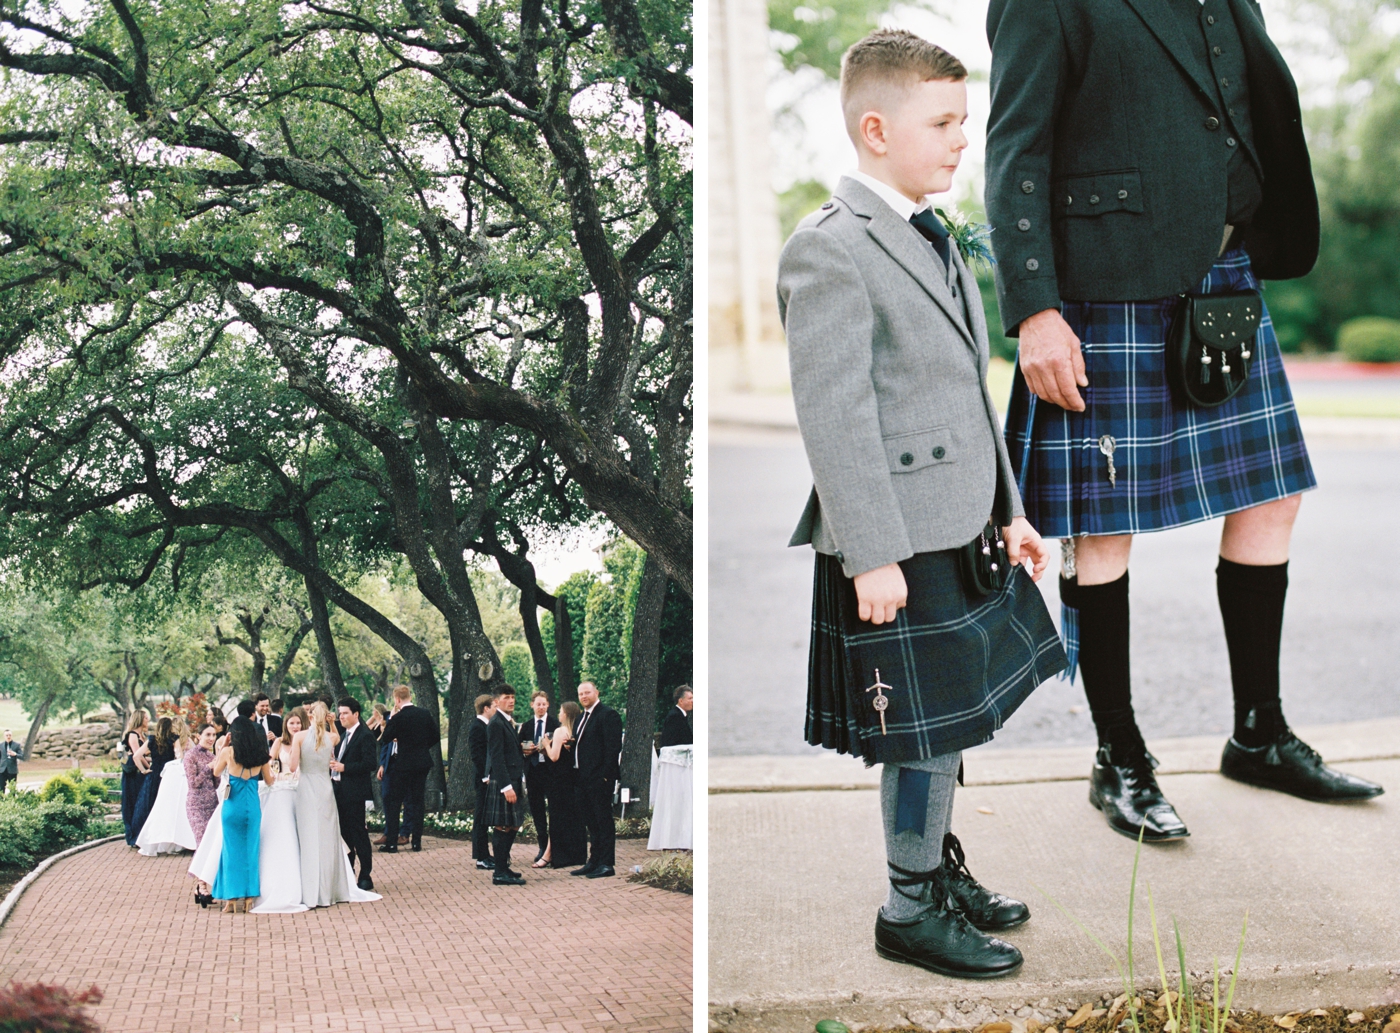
119;710;150;847
129;716;176;843
211;714;274;914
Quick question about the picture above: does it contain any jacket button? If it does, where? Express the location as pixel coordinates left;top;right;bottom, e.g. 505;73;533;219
1021;180;1034;194
1066;195;1073;205
820;201;833;209
1026;258;1039;271
1227;137;1237;147
1205;116;1220;130
1089;194;1100;204
1017;218;1030;231
835;551;844;564
932;446;946;460
1118;189;1129;199
1206;14;1215;23
1213;45;1223;56
899;452;914;466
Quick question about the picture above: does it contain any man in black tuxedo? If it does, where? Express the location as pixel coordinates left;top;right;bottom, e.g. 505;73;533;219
253;694;281;743
518;690;559;865
570;680;623;879
380;684;439;853
331;699;377;890
659;685;693;748
267;698;284;738
468;693;496;870
485;686;527;886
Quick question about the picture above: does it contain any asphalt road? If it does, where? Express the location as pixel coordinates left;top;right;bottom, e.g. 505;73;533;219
709;426;1400;756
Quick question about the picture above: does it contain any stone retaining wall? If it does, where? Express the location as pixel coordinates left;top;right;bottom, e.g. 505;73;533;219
26;720;122;761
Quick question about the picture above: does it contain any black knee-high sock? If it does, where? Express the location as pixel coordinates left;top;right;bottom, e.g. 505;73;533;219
1217;557;1289;746
1063;571;1141;752
492;829;516;873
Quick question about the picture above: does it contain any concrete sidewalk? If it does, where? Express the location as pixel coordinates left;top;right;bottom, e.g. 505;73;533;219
709;719;1400;1032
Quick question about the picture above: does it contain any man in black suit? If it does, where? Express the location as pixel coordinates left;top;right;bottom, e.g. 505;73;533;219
485;686;527;886
380;684;439;853
659;685;693;748
468;693;495;870
518;690;559;865
267;698;284;738
331;698;377;890
570;680;623;879
253;694;281;742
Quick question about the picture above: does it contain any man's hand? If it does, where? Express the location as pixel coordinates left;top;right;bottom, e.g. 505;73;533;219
1002;516;1051;582
503;786;518;804
330;760;345;774
1018;308;1087;412
852;562;908;624
377;766;384;780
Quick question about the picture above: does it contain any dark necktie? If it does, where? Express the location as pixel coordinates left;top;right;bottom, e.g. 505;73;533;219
534;718;543;763
909;208;950;266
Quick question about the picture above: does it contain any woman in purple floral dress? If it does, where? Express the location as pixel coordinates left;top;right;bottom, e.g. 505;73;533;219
184;724;220;907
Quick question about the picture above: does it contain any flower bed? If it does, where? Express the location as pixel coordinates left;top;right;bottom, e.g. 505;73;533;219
366;809;650;842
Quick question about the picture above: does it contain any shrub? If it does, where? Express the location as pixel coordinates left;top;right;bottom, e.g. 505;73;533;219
38;774;110;812
1337;316;1400;362
0;793;107;869
0;982;104;1033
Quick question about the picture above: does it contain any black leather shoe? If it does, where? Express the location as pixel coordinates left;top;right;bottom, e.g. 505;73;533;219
379;844;398;853
1089;743;1190;842
571;863;599;876
1222;732;1384;801
357;876;374;892
411;842;422;852
941;834;1029;931
475;858;495;870
493;871;526;886
586;865;615;879
874;869;1023;979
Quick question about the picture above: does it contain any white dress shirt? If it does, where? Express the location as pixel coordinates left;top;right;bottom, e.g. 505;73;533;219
848;169;933;221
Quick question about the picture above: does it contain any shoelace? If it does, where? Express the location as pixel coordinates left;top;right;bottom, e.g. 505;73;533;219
941;832;976;885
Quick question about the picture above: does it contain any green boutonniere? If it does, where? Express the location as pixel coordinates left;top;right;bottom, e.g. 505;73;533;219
935;208;995;270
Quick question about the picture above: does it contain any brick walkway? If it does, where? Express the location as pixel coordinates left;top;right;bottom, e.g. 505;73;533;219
0;837;692;1032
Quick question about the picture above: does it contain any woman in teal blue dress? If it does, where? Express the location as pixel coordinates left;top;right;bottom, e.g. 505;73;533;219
211;711;274;914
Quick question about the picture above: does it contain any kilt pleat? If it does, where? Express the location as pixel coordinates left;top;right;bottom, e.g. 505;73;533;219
805;549;1066;766
1003;249;1317;538
481;780;522;827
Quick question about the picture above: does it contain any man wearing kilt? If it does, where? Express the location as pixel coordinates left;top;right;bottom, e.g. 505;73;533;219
483;685;528;886
985;0;1384;843
781;32;1067;978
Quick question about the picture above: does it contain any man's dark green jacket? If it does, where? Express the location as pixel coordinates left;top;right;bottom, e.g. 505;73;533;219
984;0;1319;335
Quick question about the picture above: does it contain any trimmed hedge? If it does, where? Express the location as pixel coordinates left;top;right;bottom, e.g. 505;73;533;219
1337;316;1400;362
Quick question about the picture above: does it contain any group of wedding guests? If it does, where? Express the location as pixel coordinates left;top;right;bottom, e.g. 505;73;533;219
470;680;625;886
119;695;388;913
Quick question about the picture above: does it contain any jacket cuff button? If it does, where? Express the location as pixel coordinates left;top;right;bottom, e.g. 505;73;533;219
1021;180;1034;194
899;452;915;466
1025;258;1040;271
932;446;946;459
1017;218;1031;231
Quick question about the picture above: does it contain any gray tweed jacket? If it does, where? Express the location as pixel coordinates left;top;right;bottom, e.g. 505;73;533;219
779;176;1024;579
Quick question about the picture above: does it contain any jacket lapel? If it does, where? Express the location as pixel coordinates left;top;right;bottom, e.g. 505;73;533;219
836;179;975;348
1120;0;1219;103
949;245;989;370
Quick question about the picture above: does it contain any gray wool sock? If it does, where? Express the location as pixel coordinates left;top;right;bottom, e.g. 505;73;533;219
881;751;961;921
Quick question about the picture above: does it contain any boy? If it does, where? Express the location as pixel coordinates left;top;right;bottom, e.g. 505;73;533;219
778;30;1067;979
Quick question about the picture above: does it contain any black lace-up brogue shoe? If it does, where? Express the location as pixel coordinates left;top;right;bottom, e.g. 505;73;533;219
941;833;1030;931
874;868;1023;979
1222;731;1384;801
1089;743;1190;842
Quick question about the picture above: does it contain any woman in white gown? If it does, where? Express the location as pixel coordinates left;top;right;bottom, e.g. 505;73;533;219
137;717;198;856
250;711;309;914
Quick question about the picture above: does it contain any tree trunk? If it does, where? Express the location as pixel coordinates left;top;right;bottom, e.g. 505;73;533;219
22;689;59;761
303;562;346;700
617;553;667;811
518;579;557;705
266;612;314;699
555;598;577;704
444;625;473;811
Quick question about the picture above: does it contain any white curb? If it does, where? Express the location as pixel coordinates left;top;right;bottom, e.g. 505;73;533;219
0;835;124;930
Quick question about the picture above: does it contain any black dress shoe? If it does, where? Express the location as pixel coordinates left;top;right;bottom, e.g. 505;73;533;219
475;858;495;870
571;862;599;876
1089;743;1190;842
411;842;422;852
493;870;527;886
874;869;1023;979
1221;732;1384;801
379;844;398;853
357;876;374;892
940;834;1029;931
586;865;615;879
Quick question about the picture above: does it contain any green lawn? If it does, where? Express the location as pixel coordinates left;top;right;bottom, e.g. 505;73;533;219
0;698;83;735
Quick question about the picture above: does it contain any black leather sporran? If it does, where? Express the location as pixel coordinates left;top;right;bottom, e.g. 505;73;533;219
957;523;1011;597
1165;289;1262;407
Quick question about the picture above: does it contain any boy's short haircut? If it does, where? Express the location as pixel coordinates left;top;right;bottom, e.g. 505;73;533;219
475;693;495;715
840;29;967;141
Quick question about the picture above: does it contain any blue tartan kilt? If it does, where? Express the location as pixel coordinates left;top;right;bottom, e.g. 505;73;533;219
1003;249;1317;539
806;549;1067;766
